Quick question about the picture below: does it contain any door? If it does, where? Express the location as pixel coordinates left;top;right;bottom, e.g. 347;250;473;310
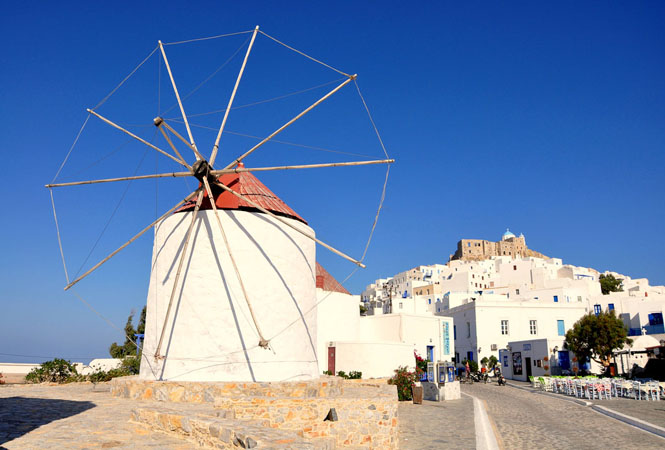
558;351;570;370
327;347;335;374
525;357;532;378
427;345;434;362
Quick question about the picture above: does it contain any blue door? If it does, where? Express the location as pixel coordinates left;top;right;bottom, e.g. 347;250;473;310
467;351;474;362
427;346;434;362
558;351;570;370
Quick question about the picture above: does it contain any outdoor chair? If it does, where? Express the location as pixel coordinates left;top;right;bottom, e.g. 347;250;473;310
645;381;660;401
610;379;622;398
632;381;643;400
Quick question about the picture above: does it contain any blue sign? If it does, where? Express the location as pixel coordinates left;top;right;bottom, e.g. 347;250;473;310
523;344;531;351
442;322;450;355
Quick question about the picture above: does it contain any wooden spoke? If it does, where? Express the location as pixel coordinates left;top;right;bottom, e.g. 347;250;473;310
158;41;198;154
202;177;269;348
209;26;260;167
213;180;365;268
86;109;189;169
45;159;393;189
46;171;192;188
154;189;205;359
161;120;205;161
210;158;394;176
64;190;199;291
156;121;192;170
224;75;357;170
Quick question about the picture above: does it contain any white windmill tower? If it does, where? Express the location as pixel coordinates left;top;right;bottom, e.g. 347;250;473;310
47;26;392;382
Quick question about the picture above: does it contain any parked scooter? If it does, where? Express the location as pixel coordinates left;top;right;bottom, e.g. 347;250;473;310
497;373;506;386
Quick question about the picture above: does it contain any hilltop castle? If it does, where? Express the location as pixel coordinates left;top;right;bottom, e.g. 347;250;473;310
451;229;547;261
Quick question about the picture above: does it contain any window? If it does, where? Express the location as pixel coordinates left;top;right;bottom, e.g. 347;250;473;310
467;322;471;338
399;302;403;309
577;296;582;302
557;320;565;336
501;320;509;335
428;299;431;304
513;265;517;270
468;242;471;247
454;325;457;340
608;303;615;311
593;304;601;316
467;351;474;362
529;320;537;335
516;289;520;295
553;295;558;303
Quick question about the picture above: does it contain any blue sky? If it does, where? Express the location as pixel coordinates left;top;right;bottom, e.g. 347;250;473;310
1;1;664;363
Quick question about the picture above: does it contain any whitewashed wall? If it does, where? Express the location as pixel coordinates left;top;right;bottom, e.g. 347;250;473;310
140;209;318;382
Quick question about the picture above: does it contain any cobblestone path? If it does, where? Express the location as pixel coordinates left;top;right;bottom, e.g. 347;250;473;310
463;382;665;449
0;384;195;449
398;398;475;449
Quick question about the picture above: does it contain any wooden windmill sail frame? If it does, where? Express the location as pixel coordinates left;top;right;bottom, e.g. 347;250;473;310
47;26;393;358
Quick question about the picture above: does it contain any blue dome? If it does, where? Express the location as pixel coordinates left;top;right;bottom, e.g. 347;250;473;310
502;228;516;240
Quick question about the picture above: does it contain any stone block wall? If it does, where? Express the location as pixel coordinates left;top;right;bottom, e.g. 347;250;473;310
111;376;398;448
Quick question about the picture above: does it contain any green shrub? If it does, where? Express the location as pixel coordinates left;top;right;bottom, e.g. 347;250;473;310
25;358;79;383
323;370;333;376
120;356;140;375
336;371;348;379
348;371;362;379
388;366;418;401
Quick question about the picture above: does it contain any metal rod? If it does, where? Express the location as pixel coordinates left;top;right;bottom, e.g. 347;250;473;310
158;40;198;153
158;124;192;170
202;177;269;348
224;75;357;170
209;25;259;167
154;189;205;359
64;190;198;290
161;121;205;161
86;109;188;169
213;181;365;268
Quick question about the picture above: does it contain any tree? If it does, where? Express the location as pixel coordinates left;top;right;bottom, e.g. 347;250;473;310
109;308;143;358
599;274;623;295
137;306;146;334
488;355;499;370
565;311;631;367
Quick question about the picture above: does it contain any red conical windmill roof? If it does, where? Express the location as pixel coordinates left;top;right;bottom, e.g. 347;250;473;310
177;162;307;224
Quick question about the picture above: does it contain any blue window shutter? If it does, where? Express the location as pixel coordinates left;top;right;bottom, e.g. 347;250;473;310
557;320;565;336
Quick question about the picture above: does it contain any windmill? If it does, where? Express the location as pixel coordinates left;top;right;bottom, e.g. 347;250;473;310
47;26;392;381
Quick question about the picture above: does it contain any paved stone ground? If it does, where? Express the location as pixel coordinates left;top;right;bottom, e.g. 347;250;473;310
0;383;196;449
590;397;665;428
464;382;665;449
398;398;475;449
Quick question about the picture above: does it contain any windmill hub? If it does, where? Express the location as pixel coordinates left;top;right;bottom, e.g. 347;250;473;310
191;159;212;182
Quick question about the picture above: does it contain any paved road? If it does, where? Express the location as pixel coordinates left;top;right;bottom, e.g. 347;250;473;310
463;382;665;449
398;398;475;449
590;397;665;428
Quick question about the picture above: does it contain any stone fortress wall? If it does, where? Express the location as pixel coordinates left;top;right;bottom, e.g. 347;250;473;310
452;229;547;261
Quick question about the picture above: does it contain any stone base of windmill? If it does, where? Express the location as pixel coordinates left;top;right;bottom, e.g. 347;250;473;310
111;376;398;448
